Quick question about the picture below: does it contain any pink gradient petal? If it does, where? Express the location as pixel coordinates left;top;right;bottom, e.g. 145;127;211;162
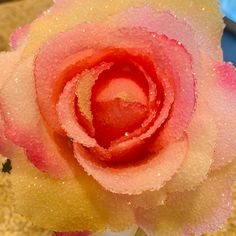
22;0;223;61
108;7;200;65
35;25;173;140
136;171;233;236
56;77;97;147
203;60;236;169
10;24;30;50
0;113;19;157
150;36;195;148
74;136;187;194
166;99;217;192
0;58;76;178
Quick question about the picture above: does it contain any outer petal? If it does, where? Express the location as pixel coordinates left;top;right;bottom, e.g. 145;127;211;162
22;0;223;60
0;49;22;90
10;24;30;50
108;7;200;70
74;136;187;194
10;156;134;232
202;59;236;169
166;99;217;192
0;57;77;178
135;167;234;236
0;50;23;157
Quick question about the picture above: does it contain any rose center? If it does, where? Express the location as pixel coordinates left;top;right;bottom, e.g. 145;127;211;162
91;66;149;148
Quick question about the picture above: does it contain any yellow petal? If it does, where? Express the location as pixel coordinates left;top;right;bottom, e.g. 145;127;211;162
166;99;217;192
10;155;133;232
136;161;236;236
22;0;223;60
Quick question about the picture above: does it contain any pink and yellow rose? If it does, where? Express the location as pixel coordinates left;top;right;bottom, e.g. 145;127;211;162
0;0;236;235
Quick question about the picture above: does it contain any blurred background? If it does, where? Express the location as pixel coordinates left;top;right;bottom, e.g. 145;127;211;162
0;0;236;235
221;0;236;65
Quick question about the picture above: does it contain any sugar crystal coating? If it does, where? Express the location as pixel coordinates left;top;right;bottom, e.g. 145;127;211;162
0;0;235;235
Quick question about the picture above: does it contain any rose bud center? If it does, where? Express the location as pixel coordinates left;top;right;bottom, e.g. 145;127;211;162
91;63;149;148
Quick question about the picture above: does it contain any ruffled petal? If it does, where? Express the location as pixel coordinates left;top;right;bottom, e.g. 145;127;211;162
202;58;236;169
0;58;76;178
166;99;217;192
57;77;97;147
0;50;23;157
34;25;166;137
74;136;187;194
22;0;223;60
136;167;234;236
149;36;195;148
108;7;200;69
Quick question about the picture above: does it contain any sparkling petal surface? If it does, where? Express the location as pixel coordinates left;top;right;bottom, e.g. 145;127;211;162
202;58;236;169
57;77;97;147
149;36;195;147
22;0;223;60
10;157;134;232
166;99;217;192
0;58;76;177
10;24;30;50
74;137;187;194
136;167;234;236
0;50;23;157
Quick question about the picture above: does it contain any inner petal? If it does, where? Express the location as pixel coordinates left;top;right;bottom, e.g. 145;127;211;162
92;67;149;148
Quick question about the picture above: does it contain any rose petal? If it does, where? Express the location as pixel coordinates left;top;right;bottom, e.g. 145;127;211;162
0;49;22;89
57;62;112;147
10;156;134;232
108;7;200;67
10;24;30;50
22;0;223;60
166;99;217;192
0;58;76;178
136;168;233;236
149;36;195;147
202;59;236;169
74;136;187;194
0;114;20;158
0;50;23;157
34;25;175;162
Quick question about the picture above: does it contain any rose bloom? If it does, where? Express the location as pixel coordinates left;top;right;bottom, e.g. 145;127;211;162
0;0;236;235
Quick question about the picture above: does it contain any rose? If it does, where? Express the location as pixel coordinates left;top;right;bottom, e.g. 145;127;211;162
0;0;236;235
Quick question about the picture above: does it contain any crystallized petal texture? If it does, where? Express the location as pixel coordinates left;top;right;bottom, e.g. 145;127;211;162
136;165;235;236
0;0;235;236
10;157;134;232
22;0;223;60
